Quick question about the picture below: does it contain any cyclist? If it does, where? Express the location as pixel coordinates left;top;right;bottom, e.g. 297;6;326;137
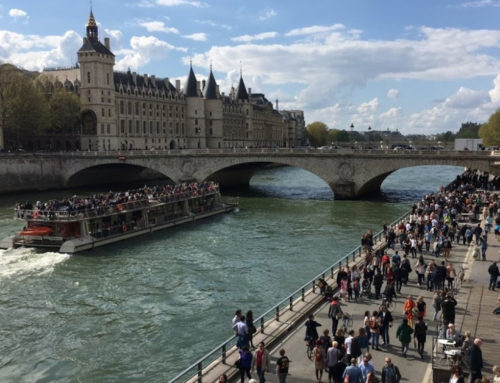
304;314;321;354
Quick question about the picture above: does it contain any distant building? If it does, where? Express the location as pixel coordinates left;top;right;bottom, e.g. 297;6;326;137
39;11;306;151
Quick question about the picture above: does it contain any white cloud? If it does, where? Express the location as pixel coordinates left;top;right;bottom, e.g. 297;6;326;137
156;0;203;7
184;33;207;41
461;0;500;7
138;21;179;34
259;9;277;21
231;32;278;43
115;35;186;71
196;19;232;30
285;24;345;37
104;29;124;50
9;8;28;20
387;89;399;99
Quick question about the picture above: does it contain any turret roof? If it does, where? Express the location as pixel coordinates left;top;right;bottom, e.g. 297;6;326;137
203;68;218;99
236;76;248;101
184;64;199;97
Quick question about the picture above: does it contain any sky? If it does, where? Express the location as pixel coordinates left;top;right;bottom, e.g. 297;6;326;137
1;0;500;135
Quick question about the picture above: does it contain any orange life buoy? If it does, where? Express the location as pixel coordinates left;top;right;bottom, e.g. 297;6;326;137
122;223;127;232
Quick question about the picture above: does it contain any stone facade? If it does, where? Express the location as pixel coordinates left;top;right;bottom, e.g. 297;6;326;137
41;11;306;152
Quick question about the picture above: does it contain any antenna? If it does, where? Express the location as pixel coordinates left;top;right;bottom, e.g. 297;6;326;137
90;0;93;12
239;61;242;77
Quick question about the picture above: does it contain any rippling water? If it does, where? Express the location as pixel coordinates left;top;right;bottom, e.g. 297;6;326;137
0;165;462;382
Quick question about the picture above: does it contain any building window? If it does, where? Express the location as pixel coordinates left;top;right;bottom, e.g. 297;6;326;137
101;124;104;134
106;73;110;85
195;119;198;125
107;124;110;134
87;72;91;84
120;101;124;114
136;121;140;134
128;120;132;134
101;108;105;117
120;120;125;134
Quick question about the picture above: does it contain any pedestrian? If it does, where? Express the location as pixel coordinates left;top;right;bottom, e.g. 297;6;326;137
379;304;393;346
373;269;383;299
492;365;500;383
480;234;488;261
251;342;270;383
334;329;345;349
345;330;355;362
328;296;343;336
246;310;256;349
276;349;290;383
342;358;363;383
449;365;465;383
442;293;458;326
356;328;369;365
218;374;228;383
469;338;483;383
359;356;375;382
320;329;332;354
396;318;413;357
446;263;457;290
369;311;381;350
403;295;417;328
381;357;401;383
488;262;499;291
426;260;435;291
326;341;343;383
416;296;426;320
432;290;442;321
312;340;326;382
305;314;322;348
233;309;242;325
331;359;347;383
238;346;253;383
415;256;426;287
233;315;249;348
414;316;427;359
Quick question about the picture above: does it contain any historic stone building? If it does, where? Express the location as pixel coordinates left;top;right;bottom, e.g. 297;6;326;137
41;11;306;151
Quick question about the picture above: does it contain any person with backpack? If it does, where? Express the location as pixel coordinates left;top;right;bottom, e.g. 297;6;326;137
414;316;428;359
312;340;326;382
369;311;381;351
396;318;413;357
381;358;401;383
488;261;500;291
328;296;343;336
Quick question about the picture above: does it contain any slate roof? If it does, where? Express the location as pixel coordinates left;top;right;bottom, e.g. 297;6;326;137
235;76;249;101
113;70;179;95
78;38;114;56
184;65;198;97
203;69;218;99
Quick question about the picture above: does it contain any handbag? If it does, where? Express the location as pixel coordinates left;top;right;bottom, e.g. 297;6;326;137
234;359;241;368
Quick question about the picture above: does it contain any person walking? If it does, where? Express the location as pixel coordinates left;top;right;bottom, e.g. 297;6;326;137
369;311;381;350
251;342;270;383
379;305;393;346
233;315;249;348
432;290;442;321
356;328;369;366
403;295;417;328
342;358;363;383
469;338;483;383
305;314;322;349
373;269;383;299
328;296;343;336
238;346;253;383
449;365;465;383
312;340;326;382
396;318;413;357
246;310;256;349
359;356;375;383
276;349;290;383
326;341;343;383
414;316;428;359
442;293;458;326
381;357;401;383
488;261;499;291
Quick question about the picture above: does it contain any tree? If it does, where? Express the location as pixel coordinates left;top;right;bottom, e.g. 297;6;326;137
0;66;50;149
306;121;329;147
479;109;500;146
329;129;350;142
456;122;481;139
48;88;81;135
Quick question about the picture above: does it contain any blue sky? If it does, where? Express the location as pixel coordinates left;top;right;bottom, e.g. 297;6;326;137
2;0;500;134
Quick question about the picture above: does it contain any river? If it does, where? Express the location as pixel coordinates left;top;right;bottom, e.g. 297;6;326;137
0;165;462;382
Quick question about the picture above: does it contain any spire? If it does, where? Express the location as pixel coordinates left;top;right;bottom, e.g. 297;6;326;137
184;62;198;97
236;75;248;101
204;67;218;99
86;10;98;40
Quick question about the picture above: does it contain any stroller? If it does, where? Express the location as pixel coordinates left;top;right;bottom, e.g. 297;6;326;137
361;278;371;298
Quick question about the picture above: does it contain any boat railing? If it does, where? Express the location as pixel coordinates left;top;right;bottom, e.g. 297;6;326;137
167;208;413;383
14;190;221;222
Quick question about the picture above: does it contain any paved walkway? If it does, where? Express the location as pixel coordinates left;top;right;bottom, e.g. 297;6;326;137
259;229;500;383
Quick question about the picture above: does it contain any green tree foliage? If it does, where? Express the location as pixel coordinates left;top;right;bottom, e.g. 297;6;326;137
48;89;81;134
435;131;455;142
456;122;481;138
479;109;500;146
306;121;329;147
0;65;50;147
329;129;350;142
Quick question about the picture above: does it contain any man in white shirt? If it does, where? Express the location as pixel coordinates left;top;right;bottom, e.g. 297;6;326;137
232;315;248;348
345;330;355;362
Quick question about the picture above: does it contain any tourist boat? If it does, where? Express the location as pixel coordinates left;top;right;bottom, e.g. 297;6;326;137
0;182;237;253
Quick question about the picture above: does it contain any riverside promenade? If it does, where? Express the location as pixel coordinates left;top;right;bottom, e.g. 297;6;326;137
261;226;500;383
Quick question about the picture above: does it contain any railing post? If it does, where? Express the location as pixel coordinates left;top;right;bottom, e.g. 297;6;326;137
275;306;280;321
222;344;226;364
197;362;202;383
353;252;355;262
312;280;316;293
289;296;293;311
301;287;305;301
330;267;334;279
260;317;264;333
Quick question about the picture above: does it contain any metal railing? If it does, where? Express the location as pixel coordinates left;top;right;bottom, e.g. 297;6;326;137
167;209;414;383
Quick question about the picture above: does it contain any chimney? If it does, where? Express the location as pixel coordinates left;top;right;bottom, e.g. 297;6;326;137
275;99;279;111
216;85;220;95
248;87;252;96
82;37;88;45
197;81;200;92
175;79;181;91
104;37;110;50
202;79;206;90
132;72;137;83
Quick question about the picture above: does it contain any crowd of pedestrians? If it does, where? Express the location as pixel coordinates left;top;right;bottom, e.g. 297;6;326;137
230;169;499;383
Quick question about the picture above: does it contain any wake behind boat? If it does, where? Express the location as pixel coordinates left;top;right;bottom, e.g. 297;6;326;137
0;182;237;253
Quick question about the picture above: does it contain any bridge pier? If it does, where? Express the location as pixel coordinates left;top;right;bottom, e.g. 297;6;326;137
329;182;356;200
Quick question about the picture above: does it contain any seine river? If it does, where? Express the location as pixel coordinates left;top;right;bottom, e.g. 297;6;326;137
0;165;462;382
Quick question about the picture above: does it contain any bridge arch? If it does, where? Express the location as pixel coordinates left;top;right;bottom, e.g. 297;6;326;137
65;162;175;188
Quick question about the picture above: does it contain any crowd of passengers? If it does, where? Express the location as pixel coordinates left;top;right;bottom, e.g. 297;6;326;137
14;181;219;219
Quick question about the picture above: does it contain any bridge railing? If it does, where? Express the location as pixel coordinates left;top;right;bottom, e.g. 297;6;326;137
167;209;414;383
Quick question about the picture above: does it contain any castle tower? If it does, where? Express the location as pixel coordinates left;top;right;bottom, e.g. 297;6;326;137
184;63;206;149
203;67;223;149
77;10;116;151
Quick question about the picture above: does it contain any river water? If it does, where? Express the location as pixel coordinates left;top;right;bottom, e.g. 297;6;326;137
0;165;462;382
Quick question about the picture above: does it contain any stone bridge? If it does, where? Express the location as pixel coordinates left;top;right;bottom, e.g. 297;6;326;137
1;148;499;199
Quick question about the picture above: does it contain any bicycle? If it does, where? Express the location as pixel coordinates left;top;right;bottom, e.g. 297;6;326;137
381;296;395;310
305;336;314;359
340;313;353;333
